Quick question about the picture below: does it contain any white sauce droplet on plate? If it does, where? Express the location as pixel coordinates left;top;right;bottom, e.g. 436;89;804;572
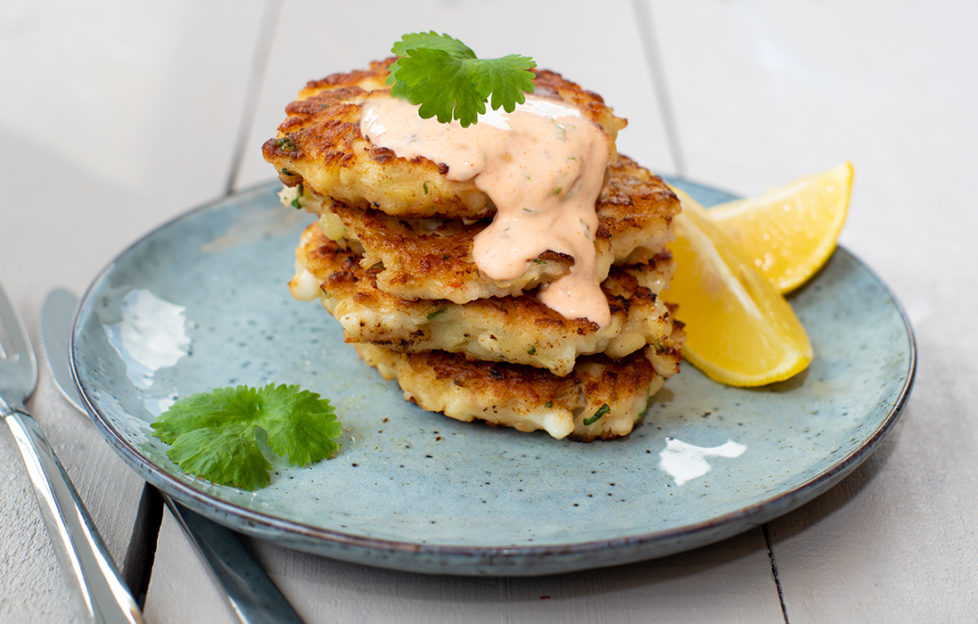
104;289;190;389
659;437;747;486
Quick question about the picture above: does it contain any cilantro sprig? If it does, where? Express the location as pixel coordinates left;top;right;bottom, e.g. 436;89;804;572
386;32;536;127
151;384;341;491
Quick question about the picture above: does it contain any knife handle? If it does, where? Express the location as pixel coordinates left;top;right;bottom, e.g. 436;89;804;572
4;407;144;624
161;494;304;624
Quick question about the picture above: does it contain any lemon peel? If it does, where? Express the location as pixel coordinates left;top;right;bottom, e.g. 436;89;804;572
663;188;813;387
709;163;853;293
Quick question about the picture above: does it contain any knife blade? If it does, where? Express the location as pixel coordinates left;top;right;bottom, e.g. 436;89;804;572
40;288;86;413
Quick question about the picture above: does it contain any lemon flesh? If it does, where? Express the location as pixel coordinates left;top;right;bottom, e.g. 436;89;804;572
663;188;813;387
709;163;853;293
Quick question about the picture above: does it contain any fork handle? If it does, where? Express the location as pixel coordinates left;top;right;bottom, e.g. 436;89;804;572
4;407;144;624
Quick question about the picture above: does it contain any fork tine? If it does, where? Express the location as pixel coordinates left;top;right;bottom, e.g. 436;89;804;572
0;283;38;402
0;284;27;356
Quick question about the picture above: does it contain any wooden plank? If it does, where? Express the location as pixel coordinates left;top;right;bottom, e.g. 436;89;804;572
145;520;782;624
143;510;239;624
0;1;265;621
645;1;978;620
145;526;781;624
246;531;783;624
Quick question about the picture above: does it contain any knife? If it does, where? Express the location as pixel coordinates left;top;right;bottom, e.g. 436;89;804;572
42;288;304;624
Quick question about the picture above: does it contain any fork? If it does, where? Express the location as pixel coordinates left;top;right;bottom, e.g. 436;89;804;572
0;284;143;624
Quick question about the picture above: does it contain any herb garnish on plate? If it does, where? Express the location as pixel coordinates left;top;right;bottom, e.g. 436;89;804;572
151;384;341;491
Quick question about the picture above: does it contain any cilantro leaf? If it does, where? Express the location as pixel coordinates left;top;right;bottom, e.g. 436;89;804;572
257;384;342;466
151;383;341;490
386;32;536;127
391;31;474;59
475;54;539;113
167;425;272;491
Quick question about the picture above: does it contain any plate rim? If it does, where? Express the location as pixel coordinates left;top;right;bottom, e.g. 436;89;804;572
70;179;917;572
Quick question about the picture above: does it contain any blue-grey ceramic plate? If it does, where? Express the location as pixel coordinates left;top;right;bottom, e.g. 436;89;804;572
72;179;915;576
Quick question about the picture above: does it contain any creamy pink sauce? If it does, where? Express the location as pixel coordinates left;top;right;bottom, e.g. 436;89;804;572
360;95;611;326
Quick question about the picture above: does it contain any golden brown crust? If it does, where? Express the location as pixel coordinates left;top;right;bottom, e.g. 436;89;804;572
294;155;680;302
598;156;680;261
322;202;572;303
291;224;681;377
262;58;628;218
301;60;393;93
355;343;680;441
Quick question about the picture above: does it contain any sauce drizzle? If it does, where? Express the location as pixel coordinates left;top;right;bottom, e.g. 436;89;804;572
361;95;612;326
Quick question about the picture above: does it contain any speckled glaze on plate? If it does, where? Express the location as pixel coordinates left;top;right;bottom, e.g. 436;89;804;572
71;179;916;576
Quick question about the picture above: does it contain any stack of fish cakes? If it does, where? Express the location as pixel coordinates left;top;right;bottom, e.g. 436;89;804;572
263;59;685;441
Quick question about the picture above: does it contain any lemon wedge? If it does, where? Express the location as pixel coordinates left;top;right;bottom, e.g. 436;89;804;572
709;163;853;293
663;188;813;387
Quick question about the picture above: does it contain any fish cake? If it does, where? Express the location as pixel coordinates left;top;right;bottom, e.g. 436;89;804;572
262;58;627;219
284;155;680;303
290;224;681;377
355;342;682;441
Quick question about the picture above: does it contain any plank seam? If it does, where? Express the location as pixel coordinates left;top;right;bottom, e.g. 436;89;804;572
763;524;791;624
224;0;283;196
629;0;686;177
122;483;164;608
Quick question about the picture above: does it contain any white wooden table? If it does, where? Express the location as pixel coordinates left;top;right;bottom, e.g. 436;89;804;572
2;1;976;621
